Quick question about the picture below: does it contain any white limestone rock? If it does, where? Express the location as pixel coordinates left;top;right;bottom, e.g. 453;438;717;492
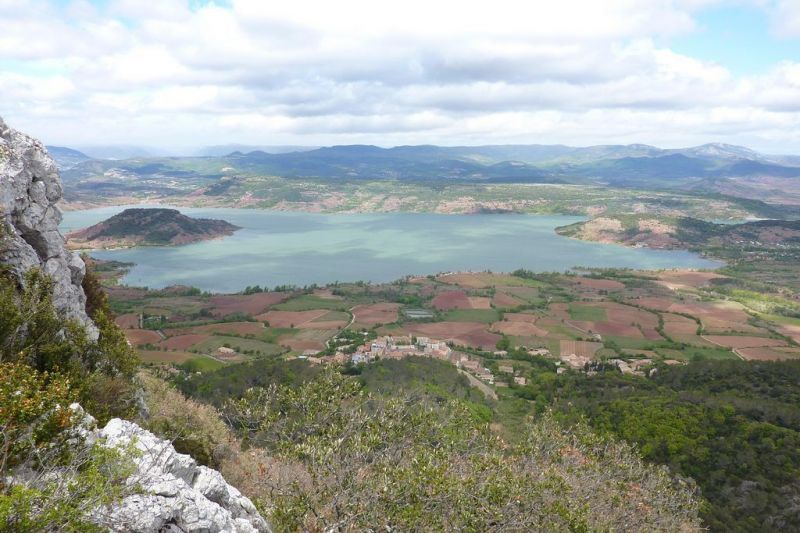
0;116;95;335
98;418;270;533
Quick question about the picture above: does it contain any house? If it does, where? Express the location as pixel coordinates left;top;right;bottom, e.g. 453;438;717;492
493;350;508;357
498;365;514;374
217;346;235;355
514;376;527;386
560;353;592;370
460;359;480;371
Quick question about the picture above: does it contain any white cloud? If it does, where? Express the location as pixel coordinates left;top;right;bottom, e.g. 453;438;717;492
0;0;798;152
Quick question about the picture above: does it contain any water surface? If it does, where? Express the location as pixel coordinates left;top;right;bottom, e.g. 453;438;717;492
61;205;720;293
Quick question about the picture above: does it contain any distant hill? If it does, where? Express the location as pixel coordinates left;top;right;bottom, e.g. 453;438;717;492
67;208;240;249
45;146;91;170
222;143;800;184
196;144;319;157
556;215;800;251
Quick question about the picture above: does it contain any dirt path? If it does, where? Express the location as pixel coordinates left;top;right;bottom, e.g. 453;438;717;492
458;369;498;400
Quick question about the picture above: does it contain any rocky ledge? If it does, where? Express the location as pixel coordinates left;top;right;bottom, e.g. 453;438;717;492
77;406;270;532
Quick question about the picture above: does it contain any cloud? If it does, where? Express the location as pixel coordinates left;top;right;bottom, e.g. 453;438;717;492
0;0;798;152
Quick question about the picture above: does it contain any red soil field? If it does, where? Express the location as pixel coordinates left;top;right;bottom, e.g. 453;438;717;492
209;292;289;317
467;297;492;309
258;310;328;328
626;297;673;311
737;347;800;361
432;290;472;310
492;321;548;337
777;324;800;344
124;329;162;346
571;277;625;290
163;321;265;337
158;334;210;350
352;303;401;326
278;329;336;351
404;321;500;350
662;314;699;335
115;313;139;329
702;335;788;349
569;302;661;340
570;321;644;338
491;291;525;308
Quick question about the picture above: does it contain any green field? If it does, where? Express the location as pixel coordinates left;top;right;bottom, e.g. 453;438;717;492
568;304;608;321
192;335;284;356
442;309;501;323
273;295;350;311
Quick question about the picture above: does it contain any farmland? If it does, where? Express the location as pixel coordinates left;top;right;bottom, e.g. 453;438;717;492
92;242;800;532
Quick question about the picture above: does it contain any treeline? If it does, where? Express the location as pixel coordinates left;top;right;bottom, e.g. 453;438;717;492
528;360;800;531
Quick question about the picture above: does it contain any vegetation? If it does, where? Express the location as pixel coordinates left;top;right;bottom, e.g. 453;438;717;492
220;367;700;531
525;361;800;531
0;267;141;529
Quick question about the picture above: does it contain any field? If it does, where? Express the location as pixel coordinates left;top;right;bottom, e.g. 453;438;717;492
351;303;401;326
702;335;787;349
737;347;800;361
208;292;289;317
401;322;501;351
191;335;283;356
567;303;608;321
559;340;603;358
101;256;800;369
124;329;162;346
272;295;350;311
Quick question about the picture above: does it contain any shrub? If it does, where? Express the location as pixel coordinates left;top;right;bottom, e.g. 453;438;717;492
223;368;701;531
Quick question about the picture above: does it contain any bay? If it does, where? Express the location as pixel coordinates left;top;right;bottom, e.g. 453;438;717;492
60;205;720;293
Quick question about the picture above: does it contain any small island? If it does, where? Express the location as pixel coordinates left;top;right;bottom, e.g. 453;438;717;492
67;208;241;249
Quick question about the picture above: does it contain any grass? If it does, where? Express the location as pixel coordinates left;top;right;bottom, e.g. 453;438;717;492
273;294;350;311
442;309;501;324
568;304;608;321
192;335;283;356
656;347;739;361
179;357;226;372
313;310;351;322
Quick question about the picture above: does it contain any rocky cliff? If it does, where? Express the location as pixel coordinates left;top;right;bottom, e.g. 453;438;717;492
1;117;270;531
0;116;94;332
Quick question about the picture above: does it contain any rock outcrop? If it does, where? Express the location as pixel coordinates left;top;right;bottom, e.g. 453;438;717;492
74;406;270;532
0;116;94;332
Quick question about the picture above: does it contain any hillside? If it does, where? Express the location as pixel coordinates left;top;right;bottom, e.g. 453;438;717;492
55;140;800;214
67;207;240;249
556;215;800;251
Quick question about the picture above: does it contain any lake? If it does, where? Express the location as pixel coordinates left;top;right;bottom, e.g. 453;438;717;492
60;205;720;293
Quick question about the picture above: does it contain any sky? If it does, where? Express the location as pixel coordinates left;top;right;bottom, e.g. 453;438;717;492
1;0;800;153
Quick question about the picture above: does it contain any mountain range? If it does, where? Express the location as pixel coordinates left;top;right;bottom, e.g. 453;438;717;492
48;142;800;190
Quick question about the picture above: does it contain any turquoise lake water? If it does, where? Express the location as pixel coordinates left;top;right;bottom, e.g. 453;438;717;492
60;206;720;293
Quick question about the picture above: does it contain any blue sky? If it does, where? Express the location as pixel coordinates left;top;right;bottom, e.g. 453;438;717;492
1;0;799;152
671;4;800;76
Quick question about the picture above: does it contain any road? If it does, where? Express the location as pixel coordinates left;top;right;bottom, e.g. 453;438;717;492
458;369;498;400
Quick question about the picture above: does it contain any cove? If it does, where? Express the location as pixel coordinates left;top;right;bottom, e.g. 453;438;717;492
61;205;721;294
